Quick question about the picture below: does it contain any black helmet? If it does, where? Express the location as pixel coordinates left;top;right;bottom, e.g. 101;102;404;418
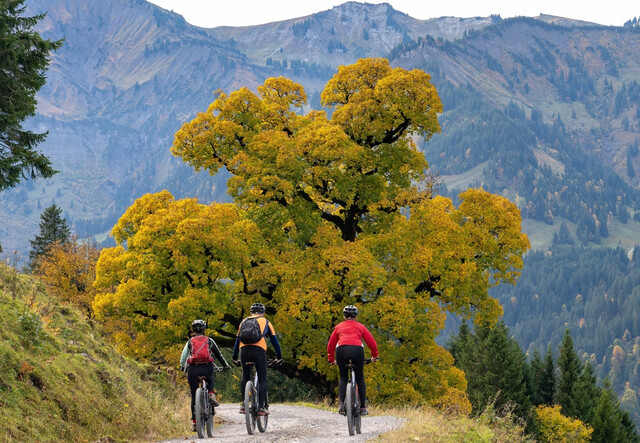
343;305;358;318
250;303;266;314
191;319;206;332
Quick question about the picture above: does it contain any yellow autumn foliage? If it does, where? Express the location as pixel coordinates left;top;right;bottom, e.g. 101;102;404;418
94;58;529;407
34;236;100;317
535;405;593;442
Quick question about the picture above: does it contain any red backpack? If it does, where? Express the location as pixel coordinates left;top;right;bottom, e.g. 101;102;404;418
187;335;214;364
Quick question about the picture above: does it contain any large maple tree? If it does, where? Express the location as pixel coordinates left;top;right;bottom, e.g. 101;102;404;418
94;58;529;406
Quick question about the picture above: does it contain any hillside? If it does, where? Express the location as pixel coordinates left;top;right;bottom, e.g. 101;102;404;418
0;262;187;441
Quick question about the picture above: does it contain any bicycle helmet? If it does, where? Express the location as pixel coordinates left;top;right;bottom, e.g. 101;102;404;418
191;319;206;332
343;305;358;318
250;302;266;314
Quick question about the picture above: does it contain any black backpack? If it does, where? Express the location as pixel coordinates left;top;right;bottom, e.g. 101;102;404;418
238;317;269;344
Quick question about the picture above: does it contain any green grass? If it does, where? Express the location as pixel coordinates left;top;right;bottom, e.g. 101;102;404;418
0;263;189;442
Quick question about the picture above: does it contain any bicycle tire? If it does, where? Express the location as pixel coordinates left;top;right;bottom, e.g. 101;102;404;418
245;381;257;435
346;382;355;436
355;385;362;434
194;387;206;439
257;392;268;432
206;404;214;437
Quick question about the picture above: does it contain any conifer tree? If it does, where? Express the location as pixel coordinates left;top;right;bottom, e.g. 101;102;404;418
574;360;600;425
592;379;622;443
528;349;544;405
530;344;556;406
541;344;556;406
556;328;582;418
0;0;62;190
449;321;531;418
29;204;71;267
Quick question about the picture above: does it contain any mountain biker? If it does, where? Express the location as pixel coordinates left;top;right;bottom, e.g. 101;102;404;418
180;319;230;432
327;305;378;416
232;302;283;416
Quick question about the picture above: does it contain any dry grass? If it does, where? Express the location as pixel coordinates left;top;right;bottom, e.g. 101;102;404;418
372;405;532;443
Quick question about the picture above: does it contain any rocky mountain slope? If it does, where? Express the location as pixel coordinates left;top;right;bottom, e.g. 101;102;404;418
2;0;640;259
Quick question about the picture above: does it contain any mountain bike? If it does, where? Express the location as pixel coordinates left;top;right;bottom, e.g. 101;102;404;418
344;358;372;436
243;359;278;435
194;364;228;439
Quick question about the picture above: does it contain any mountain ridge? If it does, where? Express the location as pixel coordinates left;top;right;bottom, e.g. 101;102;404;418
2;0;639;259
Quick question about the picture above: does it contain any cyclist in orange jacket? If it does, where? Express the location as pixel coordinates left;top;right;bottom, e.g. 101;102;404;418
232;303;283;416
327;305;378;415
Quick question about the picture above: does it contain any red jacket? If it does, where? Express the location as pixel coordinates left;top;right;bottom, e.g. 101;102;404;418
327;319;378;363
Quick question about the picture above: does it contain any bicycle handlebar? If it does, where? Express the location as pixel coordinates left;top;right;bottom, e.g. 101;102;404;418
337;357;377;368
211;363;231;372
243;358;281;368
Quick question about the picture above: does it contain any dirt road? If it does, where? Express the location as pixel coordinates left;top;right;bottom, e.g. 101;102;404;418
159;403;405;442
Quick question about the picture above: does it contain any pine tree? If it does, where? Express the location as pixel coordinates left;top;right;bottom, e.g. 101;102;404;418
574;360;600;425
530;344;556;406
449;321;531;418
592;379;622;443
529;349;545;406
0;0;62;190
541;344;556;406
556;328;582;418
29;204;71;266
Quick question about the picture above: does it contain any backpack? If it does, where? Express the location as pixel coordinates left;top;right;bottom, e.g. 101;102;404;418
238;317;269;344
187;335;214;364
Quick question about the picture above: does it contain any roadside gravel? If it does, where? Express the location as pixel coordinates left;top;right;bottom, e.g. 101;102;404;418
159;403;405;442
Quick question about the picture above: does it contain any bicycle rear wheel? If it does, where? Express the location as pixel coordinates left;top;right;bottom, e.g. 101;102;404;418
244;381;257;435
345;382;355;436
257;392;269;432
194;387;206;439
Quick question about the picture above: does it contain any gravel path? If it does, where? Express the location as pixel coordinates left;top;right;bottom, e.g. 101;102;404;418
159;403;405;442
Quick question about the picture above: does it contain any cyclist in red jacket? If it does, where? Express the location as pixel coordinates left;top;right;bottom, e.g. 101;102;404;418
327;305;378;416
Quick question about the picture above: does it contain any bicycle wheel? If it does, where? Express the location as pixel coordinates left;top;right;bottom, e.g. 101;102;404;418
244;381;257;435
206;404;214;437
345;382;355;436
257;391;268;433
355;385;362;434
194;387;206;439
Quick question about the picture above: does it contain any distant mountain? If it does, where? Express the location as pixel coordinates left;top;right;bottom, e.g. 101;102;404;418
2;0;640;260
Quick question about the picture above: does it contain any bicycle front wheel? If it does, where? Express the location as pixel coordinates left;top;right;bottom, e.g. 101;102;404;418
206;404;214;437
257;392;268;433
355;385;362;434
194;387;206;439
244;381;257;435
345;382;355;436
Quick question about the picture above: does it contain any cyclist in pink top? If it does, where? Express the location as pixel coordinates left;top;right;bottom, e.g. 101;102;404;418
327;305;379;415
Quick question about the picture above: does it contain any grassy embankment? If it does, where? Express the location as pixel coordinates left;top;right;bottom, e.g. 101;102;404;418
373;406;531;442
0;263;190;442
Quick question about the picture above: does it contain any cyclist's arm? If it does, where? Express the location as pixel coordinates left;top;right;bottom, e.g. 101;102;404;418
209;337;229;367
179;340;190;369
327;329;339;363
232;335;241;361
361;325;379;358
266;322;282;359
269;334;283;359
